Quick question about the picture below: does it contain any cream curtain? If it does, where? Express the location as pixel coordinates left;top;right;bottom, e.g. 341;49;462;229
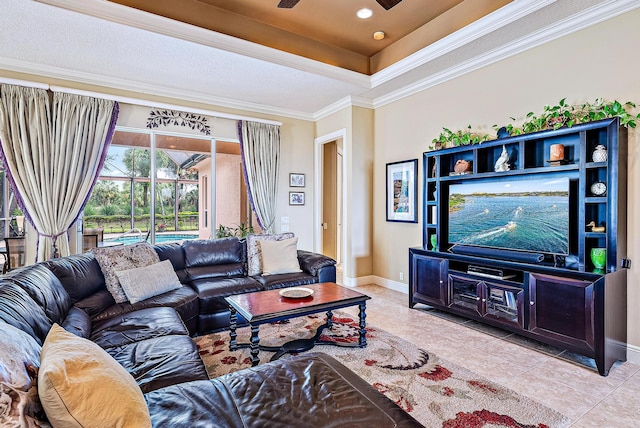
238;120;280;234
0;84;118;261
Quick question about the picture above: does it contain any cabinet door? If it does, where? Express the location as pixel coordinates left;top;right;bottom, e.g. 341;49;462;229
410;254;448;307
529;273;595;351
449;274;482;316
484;282;524;329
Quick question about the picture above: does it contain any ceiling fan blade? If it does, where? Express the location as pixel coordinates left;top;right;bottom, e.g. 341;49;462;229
376;0;402;10
277;0;301;8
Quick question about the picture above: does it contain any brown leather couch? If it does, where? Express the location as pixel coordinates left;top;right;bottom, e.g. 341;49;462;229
0;238;423;427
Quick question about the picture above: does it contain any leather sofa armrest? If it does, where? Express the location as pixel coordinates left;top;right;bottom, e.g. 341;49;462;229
297;250;336;276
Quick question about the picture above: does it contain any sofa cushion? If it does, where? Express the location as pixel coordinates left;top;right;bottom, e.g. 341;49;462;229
38;324;152;428
116;260;182;304
259;237;302;275
0;282;52;345
90;307;189;349
190;277;262;314
183;238;245;268
254;271;318;290
105;335;208;393
43;253;105;303
93;242;160;304
3;264;72;325
153;242;188;283
90;286;198;326
60;307;91;339
246;232;294;276
0;322;47;427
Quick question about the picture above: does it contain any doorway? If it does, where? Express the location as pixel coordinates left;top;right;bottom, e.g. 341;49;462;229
322;142;342;262
315;129;346;284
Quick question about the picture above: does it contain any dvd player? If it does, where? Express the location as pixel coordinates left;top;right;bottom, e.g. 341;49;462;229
467;265;515;280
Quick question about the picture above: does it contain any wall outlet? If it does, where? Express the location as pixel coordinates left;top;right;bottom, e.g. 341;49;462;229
399;272;404;281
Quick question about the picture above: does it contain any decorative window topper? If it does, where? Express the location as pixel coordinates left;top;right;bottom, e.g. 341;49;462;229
146;109;211;135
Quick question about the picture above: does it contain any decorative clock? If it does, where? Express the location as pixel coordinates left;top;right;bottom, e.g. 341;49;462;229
591;181;607;196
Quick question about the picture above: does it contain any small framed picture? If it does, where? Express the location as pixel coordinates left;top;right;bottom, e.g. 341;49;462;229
386;159;418;223
289;173;305;187
289;191;305;205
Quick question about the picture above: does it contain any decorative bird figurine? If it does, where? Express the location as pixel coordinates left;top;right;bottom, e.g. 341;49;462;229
494;145;510;172
586;221;605;232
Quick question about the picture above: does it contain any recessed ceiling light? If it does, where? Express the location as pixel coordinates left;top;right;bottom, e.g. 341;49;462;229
356;8;373;19
373;31;385;40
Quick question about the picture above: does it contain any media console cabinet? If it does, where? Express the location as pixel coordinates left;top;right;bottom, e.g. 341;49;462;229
409;118;628;376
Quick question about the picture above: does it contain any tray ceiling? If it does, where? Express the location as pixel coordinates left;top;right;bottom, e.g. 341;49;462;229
107;0;510;74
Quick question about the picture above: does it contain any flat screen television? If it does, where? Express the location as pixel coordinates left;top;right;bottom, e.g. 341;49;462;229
448;176;570;255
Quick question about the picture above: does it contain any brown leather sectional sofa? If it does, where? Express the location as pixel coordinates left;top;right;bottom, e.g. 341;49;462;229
0;237;423;427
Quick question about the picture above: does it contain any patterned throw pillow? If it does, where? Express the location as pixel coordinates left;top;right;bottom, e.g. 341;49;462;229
93;242;160;303
0;322;48;427
246;233;294;276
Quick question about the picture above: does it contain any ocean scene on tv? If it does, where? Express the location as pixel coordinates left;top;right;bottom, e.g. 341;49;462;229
448;177;570;255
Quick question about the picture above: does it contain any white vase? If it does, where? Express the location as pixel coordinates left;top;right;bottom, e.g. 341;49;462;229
592;145;607;163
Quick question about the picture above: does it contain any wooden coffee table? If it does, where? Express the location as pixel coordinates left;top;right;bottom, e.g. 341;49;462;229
225;282;371;366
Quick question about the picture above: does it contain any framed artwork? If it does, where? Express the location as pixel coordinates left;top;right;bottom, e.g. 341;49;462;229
289;173;305;187
386;159;418;223
289;191;305;205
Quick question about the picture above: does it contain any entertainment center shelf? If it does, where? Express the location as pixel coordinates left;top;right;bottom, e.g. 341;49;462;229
411;118;628;376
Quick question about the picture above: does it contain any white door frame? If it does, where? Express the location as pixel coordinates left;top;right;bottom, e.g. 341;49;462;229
314;129;347;281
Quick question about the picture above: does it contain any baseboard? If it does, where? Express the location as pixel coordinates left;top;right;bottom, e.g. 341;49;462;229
627;343;640;365
342;275;409;294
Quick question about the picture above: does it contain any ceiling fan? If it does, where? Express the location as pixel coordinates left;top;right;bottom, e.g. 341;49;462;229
277;0;402;10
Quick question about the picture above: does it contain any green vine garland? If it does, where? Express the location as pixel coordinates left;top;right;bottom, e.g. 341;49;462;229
431;98;640;150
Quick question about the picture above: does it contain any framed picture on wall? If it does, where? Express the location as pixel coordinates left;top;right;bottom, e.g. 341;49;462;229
289;173;305;187
289;191;305;205
386;159;418;223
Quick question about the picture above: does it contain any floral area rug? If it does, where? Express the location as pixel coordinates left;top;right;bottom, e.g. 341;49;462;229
194;312;570;428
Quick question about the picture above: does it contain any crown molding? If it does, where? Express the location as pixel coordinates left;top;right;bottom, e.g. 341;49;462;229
369;0;556;88
371;0;640;109
32;0;371;89
313;96;374;121
0;57;315;121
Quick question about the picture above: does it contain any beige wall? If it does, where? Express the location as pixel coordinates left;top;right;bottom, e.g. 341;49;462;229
373;9;640;351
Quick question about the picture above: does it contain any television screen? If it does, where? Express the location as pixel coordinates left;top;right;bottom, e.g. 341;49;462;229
448;176;570;255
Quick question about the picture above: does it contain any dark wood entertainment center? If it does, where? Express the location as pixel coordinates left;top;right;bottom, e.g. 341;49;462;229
409;118;628;376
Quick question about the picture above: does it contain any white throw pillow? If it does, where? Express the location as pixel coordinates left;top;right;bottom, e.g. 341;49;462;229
115;259;182;304
258;237;302;275
246;232;294;276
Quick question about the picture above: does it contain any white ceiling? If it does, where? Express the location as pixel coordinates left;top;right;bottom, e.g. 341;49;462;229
1;0;638;120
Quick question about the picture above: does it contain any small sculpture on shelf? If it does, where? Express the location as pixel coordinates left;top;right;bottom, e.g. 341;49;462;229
494;145;510;172
453;159;472;175
586;221;606;233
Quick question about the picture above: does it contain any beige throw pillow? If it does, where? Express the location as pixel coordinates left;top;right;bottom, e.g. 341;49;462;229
93;242;160;303
258;237;302;275
246;232;295;276
116;259;182;304
38;324;152;428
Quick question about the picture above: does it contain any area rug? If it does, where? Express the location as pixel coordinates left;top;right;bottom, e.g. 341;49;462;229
194;312;570;428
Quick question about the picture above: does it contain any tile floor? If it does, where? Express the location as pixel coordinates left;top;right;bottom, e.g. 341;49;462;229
340;283;640;427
